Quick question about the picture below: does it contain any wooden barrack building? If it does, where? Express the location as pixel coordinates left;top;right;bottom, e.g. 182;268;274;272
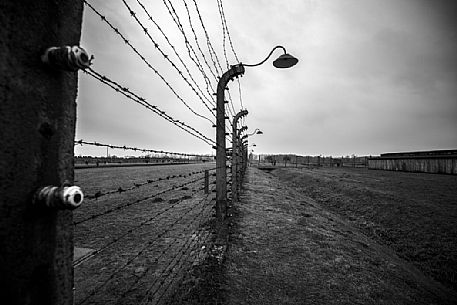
368;149;457;175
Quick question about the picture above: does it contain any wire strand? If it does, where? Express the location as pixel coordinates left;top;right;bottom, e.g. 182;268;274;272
84;68;215;146
74;140;210;158
74;175;205;225
84;0;214;124
121;0;216;118
191;0;224;75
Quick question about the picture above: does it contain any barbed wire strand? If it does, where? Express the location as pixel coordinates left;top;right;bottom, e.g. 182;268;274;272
156;229;210;303
84;68;215;146
86;1;214;123
84;68;214;146
121;0;216;118
74;191;201;268
119;221;211;305
83;0;214;124
218;0;240;62
216;0;229;70
114;195;213;304
161;0;210;82
191;0;224;75
138;205;212;304
238;78;244;112
214;0;238;117
83;1;236;150
74;139;210;158
134;0;216;112
78;167;208;201
225;97;235;118
161;0;217;103
75;193;212;305
148;226;211;304
181;0;218;81
74;174;205;225
216;0;242;115
181;0;238;136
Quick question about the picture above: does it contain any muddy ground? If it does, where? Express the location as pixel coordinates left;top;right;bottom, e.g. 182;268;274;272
171;166;457;305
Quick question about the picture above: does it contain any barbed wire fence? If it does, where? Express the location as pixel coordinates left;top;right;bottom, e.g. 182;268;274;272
71;1;247;304
73;170;216;304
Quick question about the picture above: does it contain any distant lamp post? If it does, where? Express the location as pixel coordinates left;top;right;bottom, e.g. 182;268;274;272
231;110;248;204
215;45;298;219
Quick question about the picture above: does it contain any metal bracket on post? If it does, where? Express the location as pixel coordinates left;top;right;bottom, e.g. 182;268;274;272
216;64;245;220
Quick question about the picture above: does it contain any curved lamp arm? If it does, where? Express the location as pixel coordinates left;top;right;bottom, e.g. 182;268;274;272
243;46;287;67
247;128;262;136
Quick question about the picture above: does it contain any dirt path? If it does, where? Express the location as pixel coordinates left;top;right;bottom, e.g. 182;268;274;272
224;167;456;305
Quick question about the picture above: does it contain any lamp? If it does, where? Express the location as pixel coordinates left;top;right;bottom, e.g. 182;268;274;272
243;45;298;69
247;129;263;137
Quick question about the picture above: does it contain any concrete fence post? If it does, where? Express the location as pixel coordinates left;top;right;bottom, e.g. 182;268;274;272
231;111;248;203
238;140;243;192
215;64;245;219
243;144;248;177
0;2;84;304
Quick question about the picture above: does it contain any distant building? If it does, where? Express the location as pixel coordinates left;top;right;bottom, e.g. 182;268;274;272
368;149;457;175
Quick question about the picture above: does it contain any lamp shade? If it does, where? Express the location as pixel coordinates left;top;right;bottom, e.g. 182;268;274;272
273;53;298;68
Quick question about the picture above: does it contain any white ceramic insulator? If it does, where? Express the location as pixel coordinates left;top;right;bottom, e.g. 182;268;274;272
63;186;84;209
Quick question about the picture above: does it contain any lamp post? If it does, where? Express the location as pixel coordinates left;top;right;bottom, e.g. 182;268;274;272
215;65;245;219
231;110;248;203
235;126;249;196
215;46;298;219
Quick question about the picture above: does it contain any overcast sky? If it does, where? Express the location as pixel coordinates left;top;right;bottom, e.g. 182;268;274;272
75;0;457;157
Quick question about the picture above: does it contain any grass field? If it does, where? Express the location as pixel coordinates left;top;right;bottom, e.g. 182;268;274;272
73;162;217;305
270;167;457;293
72;164;457;304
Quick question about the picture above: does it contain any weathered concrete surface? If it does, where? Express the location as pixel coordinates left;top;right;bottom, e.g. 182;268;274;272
0;1;83;304
224;167;456;305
